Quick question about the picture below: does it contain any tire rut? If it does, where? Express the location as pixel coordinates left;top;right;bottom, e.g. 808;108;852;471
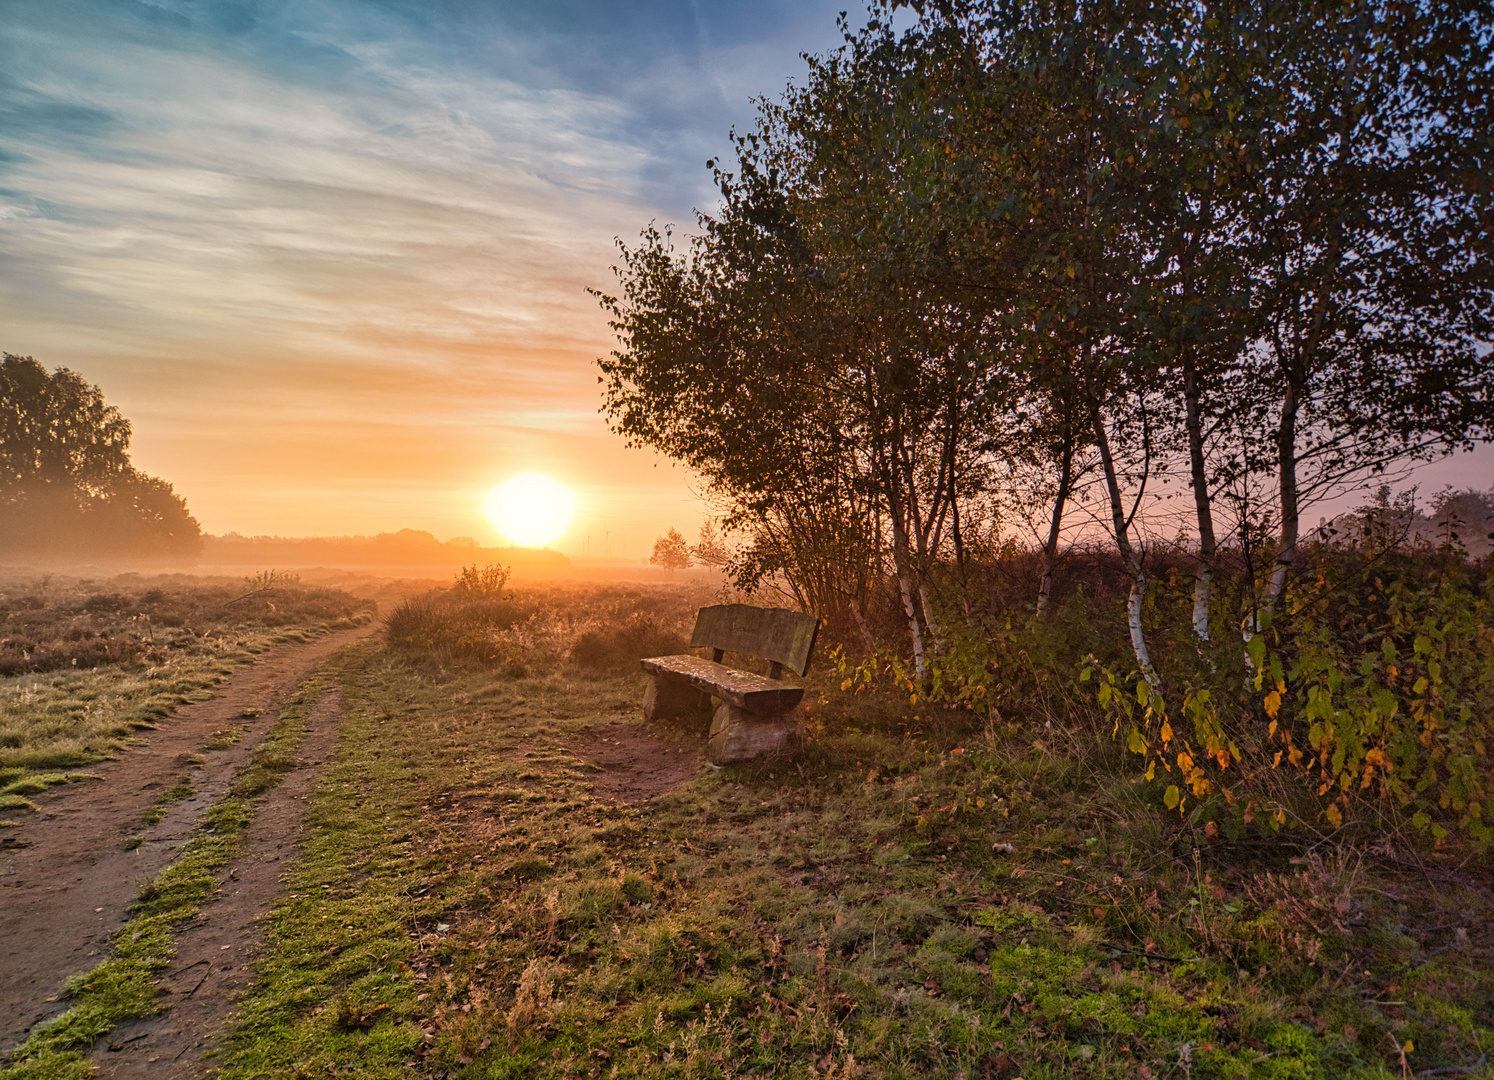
88;685;349;1078
0;619;375;1052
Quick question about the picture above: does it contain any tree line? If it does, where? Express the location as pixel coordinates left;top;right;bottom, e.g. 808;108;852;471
597;0;1494;683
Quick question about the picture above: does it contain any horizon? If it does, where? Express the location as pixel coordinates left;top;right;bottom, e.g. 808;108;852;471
0;0;849;558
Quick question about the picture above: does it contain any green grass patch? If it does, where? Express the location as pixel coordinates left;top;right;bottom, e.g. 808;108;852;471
212;643;1493;1079
0;679;328;1079
139;776;196;828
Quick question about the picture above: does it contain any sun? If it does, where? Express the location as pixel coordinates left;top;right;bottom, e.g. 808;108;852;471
485;474;575;548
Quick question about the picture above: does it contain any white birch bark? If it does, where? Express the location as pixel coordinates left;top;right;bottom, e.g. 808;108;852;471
1090;395;1161;692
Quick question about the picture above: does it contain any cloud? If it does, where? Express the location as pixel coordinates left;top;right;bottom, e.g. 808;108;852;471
0;0;850;544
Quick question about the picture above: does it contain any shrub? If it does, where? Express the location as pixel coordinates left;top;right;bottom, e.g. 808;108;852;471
569;615;687;671
383;594;525;665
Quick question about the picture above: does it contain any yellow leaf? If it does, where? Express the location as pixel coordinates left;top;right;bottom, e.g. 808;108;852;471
1264;690;1282;719
1160;720;1173;744
1268;718;1278;739
1177;751;1194;773
1324;803;1343;828
840;678;853;692
1163;785;1181;809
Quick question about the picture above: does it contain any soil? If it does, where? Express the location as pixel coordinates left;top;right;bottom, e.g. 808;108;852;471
0;619;376;1058
570;719;705;804
86;687;349;1078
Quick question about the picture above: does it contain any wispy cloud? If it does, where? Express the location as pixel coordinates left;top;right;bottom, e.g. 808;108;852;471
0;0;847;546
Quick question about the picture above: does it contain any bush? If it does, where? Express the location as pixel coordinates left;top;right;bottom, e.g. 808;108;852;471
569;615;688;672
383;594;526;665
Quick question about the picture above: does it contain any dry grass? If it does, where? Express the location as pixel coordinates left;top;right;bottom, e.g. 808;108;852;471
208;585;1494;1079
384;579;708;674
0;571;373;809
0;570;372;677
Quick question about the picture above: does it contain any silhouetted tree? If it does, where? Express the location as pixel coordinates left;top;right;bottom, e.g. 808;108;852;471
0;353;202;558
649;528;691;572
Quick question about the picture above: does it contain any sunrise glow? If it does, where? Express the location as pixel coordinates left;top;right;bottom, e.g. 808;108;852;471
485;474;576;548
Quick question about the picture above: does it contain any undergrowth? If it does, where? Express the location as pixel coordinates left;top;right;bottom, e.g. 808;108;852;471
384;575;700;674
214;637;1492;1079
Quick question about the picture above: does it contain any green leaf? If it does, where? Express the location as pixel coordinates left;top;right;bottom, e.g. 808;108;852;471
1246;635;1267;676
1163;785;1181;810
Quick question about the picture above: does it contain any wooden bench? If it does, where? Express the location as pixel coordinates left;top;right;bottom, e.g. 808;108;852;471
640;604;818;763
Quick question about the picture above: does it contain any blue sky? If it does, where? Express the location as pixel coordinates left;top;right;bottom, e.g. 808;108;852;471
0;0;851;550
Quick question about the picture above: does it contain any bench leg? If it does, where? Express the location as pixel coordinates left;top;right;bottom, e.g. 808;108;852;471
706;703;800;764
642;675;709;724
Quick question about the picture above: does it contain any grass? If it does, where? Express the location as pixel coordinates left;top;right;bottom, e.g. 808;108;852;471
0;678;329;1079
208;630;1494;1079
0;600;373;801
0;570;375;678
4;577;1487;1078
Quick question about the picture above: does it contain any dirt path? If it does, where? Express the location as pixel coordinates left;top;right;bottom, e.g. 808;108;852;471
569;719;703;804
0;620;375;1053
86;686;348;1078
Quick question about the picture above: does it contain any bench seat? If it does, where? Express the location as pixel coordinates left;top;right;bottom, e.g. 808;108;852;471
639;654;804;716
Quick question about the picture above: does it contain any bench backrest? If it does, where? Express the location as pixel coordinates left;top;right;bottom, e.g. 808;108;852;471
690;604;818;678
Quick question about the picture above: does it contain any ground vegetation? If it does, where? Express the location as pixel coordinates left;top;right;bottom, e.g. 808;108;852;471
176;591;1494;1078
0;572;372;810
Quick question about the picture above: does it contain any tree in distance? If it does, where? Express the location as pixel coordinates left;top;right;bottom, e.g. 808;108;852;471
649;528;691;572
692;520;729;567
0;353;202;558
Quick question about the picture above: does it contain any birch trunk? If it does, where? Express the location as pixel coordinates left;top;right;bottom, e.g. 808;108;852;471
848;596;878;655
890;514;927;684
900;442;947;658
1182;360;1217;640
1265;375;1300;609
916;575;945;656
1090;397;1160;690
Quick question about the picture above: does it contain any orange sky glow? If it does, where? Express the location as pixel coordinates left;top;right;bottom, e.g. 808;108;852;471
1;0;848;558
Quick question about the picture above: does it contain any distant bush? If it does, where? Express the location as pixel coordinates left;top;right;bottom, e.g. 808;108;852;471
452;564;511;598
569;614;688;672
383;594;526;667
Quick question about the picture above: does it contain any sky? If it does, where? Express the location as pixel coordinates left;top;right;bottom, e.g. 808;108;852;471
0;0;851;557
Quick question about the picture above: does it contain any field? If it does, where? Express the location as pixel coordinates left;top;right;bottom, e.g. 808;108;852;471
0;572;374;814
5;577;1490;1079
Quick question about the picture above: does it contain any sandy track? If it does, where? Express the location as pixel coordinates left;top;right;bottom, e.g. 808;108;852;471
87;686;348;1077
0;620;376;1052
570;719;705;803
